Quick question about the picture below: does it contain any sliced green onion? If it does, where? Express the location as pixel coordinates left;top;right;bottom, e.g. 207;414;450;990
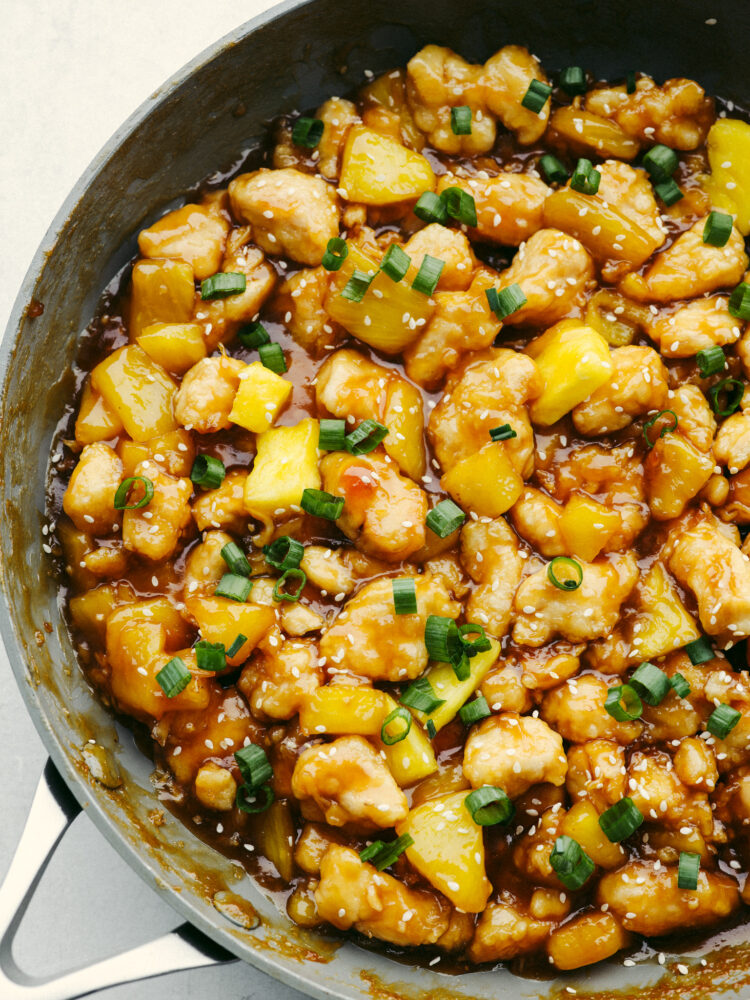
300;488;344;520
411;254;444;295
392;577;417;615
380;244;411;282
570;158;601;195
292;116;324;148
425;615;465;665
200;272;247;299
221;541;251;577
272;568;306;603
359;833;414;870
258;341;287;374
604;684;643;722
599;797;644;842
346;418;389;455
643;409;678;447
156;656;191;698
642;144;679;181
450;105;472;135
521;79;552;113
703;210;733;247
670;672;691;698
340;268;374;302
459;623;492;655
215;573;252;602
195;640;227;672
547;556;583;591
707;703;741;739
238;321;271;348
441;186;478;227
630;661;671;706
486;283;527;319
459;694;491;726
226;634;248;658
381;706;412;746
709;378;744;417
550;835;595;890
426;498;465;538
322;237;348;271
626;71;637;94
318;418;347;451
685;636;714;665
653;178;683;206
236;784;274;814
464;786;514;826
539;154;568;185
729;282;750;321
426;719;437;739
414;191;448;225
489;423;517;441
678;851;701;890
696;345;726;378
559;66;586;96
190;454;225;490
113;476;154;510
234;744;272;788
263;536;304;572
400;676;445;714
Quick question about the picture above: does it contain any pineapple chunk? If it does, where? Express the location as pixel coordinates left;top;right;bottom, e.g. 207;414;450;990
91;344;178;441
626;562;700;661
560;493;622;562
75;380;124;445
107;597;194;650
185;595;276;666
244;418;321;516
441;443;523;517
299;686;392;736
560;801;625;869
379;703;438;787
136;322;207;374
527;322;613;426
137;202;228;280
129;258;195;341
396;790;492;913
229;362;292;433
69;582;136;642
410;639;500;733
117;428;194;479
325;243;435;354
644;432;714;520
339;126;435;205
57;521;96;591
704;119;750;235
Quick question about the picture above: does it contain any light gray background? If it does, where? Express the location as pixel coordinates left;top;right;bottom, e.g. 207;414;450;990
0;2;306;997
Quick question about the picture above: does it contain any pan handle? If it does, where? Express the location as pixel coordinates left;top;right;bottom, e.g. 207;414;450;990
0;759;235;1000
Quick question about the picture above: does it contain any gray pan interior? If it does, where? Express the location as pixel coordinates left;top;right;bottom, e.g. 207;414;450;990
2;0;750;997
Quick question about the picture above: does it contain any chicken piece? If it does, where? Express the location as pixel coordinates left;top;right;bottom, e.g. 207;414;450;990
512;553;638;647
402;225;475;290
428;348;542;479
645;295;743;358
422;552;471;600
512;806;565;887
463;714;567;799
436;172;549;247
542;675;642;744
182;530;233;602
81;543;128;579
670;384;717;452
292;736;408;828
63;442;123;535
714;412;750;474
122;460;192;562
195;240;276;350
272;266;340;355
460;517;524;638
228;168;339;266
621;219;748;304
572;346;669;435
403;269;501;389
598;159;664;237
300;545;356;595
468;899;553;963
316;349;426;480
673;737;718;792
405;45;495;156
481;665;533;714
713;766;750;827
495;229;595;328
137;199;230;281
509;489;565;557
315;845;452;946
239;627;322;720
566;740;626;813
194;761;238;812
512;641;583;692
320;450;428;562
315;97;359;179
597;860;739;936
585;76;714;150
191;470;248;534
174;356;246;433
319;575;460;682
626;749;712;834
483;45;550;145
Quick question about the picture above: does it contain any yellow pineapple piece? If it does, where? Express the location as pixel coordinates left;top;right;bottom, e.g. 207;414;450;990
560;801;625;869
339;126;435;204
129;258;195;340
299;686;392;736
410;639;500;733
69;582;136;642
117;428;194;479
560;493;622;562
90;344;178;441
136;322;207;374
527;321;613;426
228;362;292;433
244;417;321;516
644;432;714;520
74;379;124;445
441;443;523;517
627;561;700;662
704;119;750;235
185;595;275;666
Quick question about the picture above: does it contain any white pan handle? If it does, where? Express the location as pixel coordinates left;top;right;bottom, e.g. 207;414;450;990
0;759;234;1000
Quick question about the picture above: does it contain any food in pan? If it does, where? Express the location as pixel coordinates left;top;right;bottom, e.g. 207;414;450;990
48;41;750;972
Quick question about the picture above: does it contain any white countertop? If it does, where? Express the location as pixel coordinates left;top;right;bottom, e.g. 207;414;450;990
0;2;306;997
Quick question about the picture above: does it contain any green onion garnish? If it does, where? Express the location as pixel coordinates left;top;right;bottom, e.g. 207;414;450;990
729;282;750;321
215;573;252;602
559;66;587;96
539;154;568;185
459;623;492;656
450;105;472;135
300;488;345;520
629;662;671;706
195;640;227;672
411;254;444;295
190;454;225;490
380;244;411;282
425;615;465;666
459;694;491;726
319;418;347;451
235;744;272;788
709;378;744;417
547;556;583;591
340;268;374;302
489;423;517;441
521;79;552;113
685;636;714;665
258;341;287;374
322;237;348;271
426;499;465;538
200;272;247;299
292;116;324;148
380;706;412;746
156;656;191;697
703;210;733;248
414;191;448;226
599;797;644;842
226;634;248;658
707;703;741;739
272;568;307;603
550;835;595;890
653;178;683;206
238;321;271;348
359;833;414;870
426;719;437;739
221;541;251;577
696;345;726;378
642;144;679;181
486;283;527;319
400;676;445;714
263;535;304;571
345;418;389;455
236;784;274;814
604;684;643;722
570;158;601;195
643;409;678;447
464;786;514;826
113;476;154;510
392;577;417;615
626;71;637;94
670;672;691;698
441;186;478;227
677;851;701;890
